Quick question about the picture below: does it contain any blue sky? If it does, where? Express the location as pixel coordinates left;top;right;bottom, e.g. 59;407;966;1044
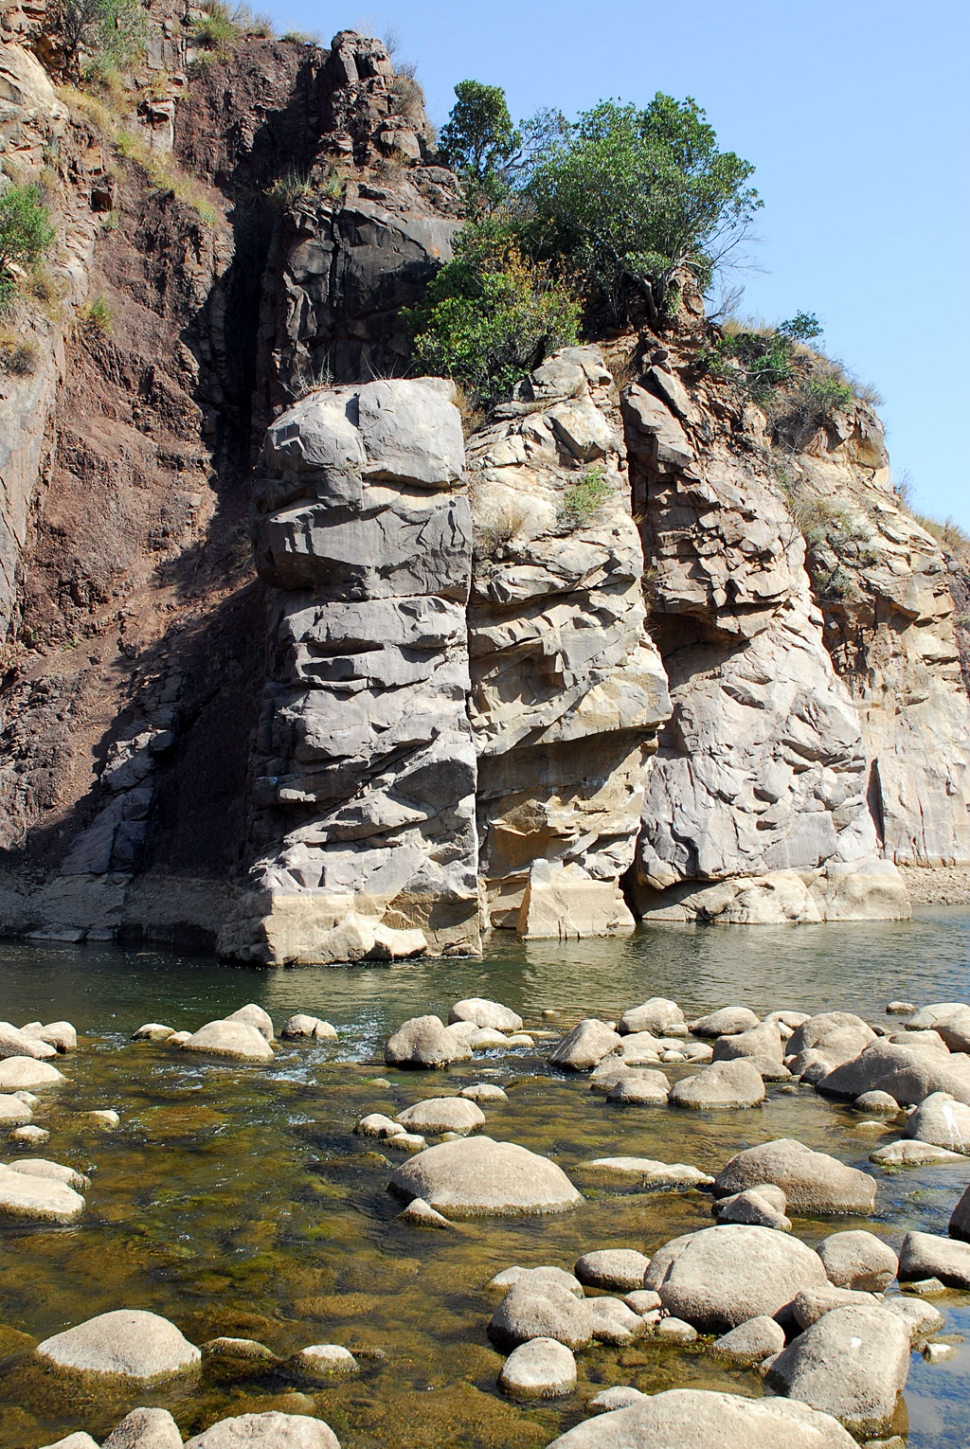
265;0;968;527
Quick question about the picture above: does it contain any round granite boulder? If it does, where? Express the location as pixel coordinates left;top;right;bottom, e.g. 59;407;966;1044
0;1164;85;1223
690;1007;760;1038
36;1310;201;1382
669;1059;766;1109
389;1136;582;1217
449;998;523;1032
713;1139;877;1215
643;1223;828;1332
184;1414;339;1449
0;1058;65;1090
489;1281;594;1349
395;1097;485;1135
765;1305;911;1436
180;1021;274;1061
544;1388;856;1448
499;1337;576;1398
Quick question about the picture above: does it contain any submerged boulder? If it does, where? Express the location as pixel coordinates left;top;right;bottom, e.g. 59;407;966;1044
389;1136;582;1216
36;1310;201;1382
180;1021;274;1061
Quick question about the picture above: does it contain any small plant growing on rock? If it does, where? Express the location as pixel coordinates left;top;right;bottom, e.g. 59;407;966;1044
473;498;531;560
79;294;113;336
0;328;39;375
558;467;612;528
0;184;56;308
191;1;239;55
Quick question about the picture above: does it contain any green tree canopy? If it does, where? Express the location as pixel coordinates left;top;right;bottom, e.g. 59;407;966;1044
526;95;761;323
440;80;566;216
0;184;55;301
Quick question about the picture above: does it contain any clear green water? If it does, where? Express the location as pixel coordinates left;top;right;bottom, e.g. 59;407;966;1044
2;911;970;1448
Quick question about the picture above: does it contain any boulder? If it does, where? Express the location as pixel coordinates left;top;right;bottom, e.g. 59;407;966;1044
713;1185;790;1231
132;1024;176;1042
624;1290;661;1315
870;1138;964;1166
908;1001;970;1050
384;1015;472;1069
180;1021;274;1061
855;1090;899;1114
8;1159;90;1190
395;1097;485;1135
618;998;684;1036
27;1021;77;1053
816;1231;898;1291
11;1124;47;1144
574;1249;650;1293
459;1083;507;1102
787;1012;876;1058
39;1437;99;1449
818;1038;970;1106
579;1157;713;1189
712;1023;785;1076
201;1337;277;1381
589;1297;645;1343
949;1180;970;1242
549;1020;622;1071
489;1280;594;1349
713;1139;877;1214
883;1296;945;1343
765;1305;910;1436
449;999;523;1031
0;1163;84;1223
224;1004;274;1040
356;1113;404;1139
288;1345;358;1377
712;1315;785;1366
642;1223;828;1331
499;1337;576;1398
690;1006;760;1038
0;1057;65;1090
36;1310;201;1381
791;1286;879;1329
613;1031;663;1064
589;1386;646;1411
544;1387;857;1448
102;1409;183;1449
899;1228;970;1286
654;1316;697;1342
488;1266;583;1298
0;1022;58;1060
669;1059;766;1109
396;1197;452;1228
0;1093;32;1124
280;1015;337;1040
389;1136;582;1216
606;1070;668;1105
184;1414;339;1449
903;1091;970;1152
466;1026;510;1049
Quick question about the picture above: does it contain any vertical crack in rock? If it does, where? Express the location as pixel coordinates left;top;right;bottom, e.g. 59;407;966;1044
622;360;911;924
221;378;481;964
466;346;671;939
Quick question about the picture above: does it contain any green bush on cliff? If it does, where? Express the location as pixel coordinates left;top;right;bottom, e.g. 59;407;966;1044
57;0;149;80
0;184;56;306
407;218;579;408
439;80;567;216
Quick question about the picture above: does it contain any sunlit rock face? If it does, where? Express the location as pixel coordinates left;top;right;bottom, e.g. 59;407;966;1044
465;346;670;938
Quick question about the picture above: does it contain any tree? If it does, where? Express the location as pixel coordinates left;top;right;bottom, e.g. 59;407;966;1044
525;95;761;324
439;80;566;216
407;217;580;407
0;185;55;302
56;0;149;79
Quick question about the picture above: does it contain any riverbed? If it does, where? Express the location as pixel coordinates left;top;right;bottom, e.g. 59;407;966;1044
2;910;970;1448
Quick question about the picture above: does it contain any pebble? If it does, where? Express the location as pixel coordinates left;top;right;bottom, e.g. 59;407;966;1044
922;1341;955;1362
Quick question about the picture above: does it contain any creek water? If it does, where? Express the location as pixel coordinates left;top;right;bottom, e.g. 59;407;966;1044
2;909;970;1448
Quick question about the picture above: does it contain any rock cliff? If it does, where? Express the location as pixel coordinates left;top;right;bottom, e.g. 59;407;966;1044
0;10;966;955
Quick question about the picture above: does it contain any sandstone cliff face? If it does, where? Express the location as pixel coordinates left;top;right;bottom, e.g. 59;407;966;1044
467;346;670;937
779;410;970;867
621;343;910;924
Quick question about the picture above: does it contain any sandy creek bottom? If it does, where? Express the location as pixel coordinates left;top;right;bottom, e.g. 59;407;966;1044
2;911;970;1448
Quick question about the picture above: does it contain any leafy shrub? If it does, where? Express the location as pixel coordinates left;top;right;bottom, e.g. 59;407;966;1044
407;218;579;408
779;375;855;430
57;0;149;78
439;80;567;217
525;95;761;324
0;184;56;305
191;1;238;54
558;467;612;528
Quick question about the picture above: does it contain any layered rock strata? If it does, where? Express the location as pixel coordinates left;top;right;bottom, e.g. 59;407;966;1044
622;362;909;923
219;378;480;965
466;347;670;936
780;406;970;866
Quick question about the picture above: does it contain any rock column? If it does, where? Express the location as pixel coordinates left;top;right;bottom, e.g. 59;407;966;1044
219;378;480;964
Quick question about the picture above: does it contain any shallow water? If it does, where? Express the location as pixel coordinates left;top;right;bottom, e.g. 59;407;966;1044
2;910;970;1447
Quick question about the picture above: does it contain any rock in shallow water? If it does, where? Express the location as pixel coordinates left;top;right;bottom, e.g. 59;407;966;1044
669;1059;766;1109
544;1387;857;1447
0;1093;32;1124
791;1286;879;1329
903;1091;970;1153
102;1407;183;1449
449;998;523;1032
713;1138;877;1214
395;1097;485;1135
643;1223;828;1332
489;1280;593;1349
280;1015;337;1041
712;1314;785;1366
871;1138;964;1166
488;1266;584;1298
499;1336;576;1398
0;1057;65;1090
712;1185;791;1231
618;998;684;1036
549;1020;622;1070
384;1016;472;1069
765;1304;911;1436
579;1157;713;1189
36;1309;201;1382
899;1229;970;1286
389;1135;582;1216
690;1006;760;1038
181;1021;274;1061
816;1230;898;1291
0;1163;85;1223
184;1413;339;1449
574;1249;650;1293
